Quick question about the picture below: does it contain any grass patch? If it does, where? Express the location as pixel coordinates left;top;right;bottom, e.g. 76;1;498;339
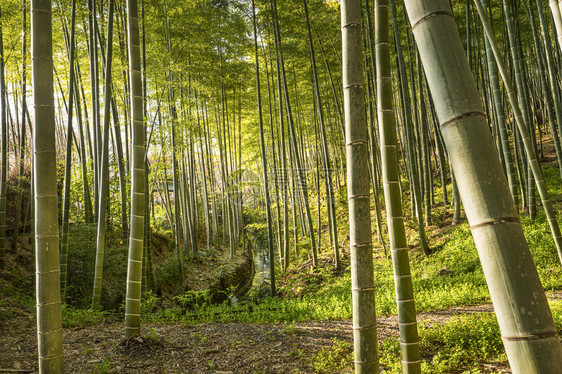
309;338;353;374
62;304;108;328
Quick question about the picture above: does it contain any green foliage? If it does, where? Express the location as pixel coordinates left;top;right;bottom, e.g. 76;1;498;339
141;290;161;315
378;339;401;372
0;277;34;312
65;223;127;309
280;321;300;335
245;222;269;244
61;304;107;328
154;252;184;292
421;314;503;360
379;314;506;373
547;300;562;332
148;327;161;342
174;289;212;309
309;338;353;374
380;301;562;373
91;357;113;374
195;332;208;345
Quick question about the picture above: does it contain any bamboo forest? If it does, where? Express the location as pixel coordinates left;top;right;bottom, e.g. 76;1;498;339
6;0;562;372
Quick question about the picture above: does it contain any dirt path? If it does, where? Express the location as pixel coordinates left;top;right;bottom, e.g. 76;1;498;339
0;298;523;374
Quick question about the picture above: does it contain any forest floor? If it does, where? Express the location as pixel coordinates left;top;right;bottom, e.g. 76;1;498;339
2;296;548;374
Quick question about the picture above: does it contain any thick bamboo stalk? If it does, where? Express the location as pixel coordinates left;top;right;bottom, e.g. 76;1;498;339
31;0;64;370
406;1;562;372
124;0;146;338
376;1;420;372
341;0;379;371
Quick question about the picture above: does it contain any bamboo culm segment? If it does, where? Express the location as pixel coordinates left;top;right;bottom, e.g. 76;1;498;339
405;1;562;372
31;0;64;372
125;0;146;338
376;0;421;373
341;0;379;371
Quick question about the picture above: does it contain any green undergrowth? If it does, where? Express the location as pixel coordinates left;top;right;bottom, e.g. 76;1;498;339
61;305;109;328
142;202;561;325
65;223;127;309
379;311;507;373
318;300;562;373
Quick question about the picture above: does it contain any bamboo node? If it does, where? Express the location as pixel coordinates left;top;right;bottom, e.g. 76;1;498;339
350;242;372;248
36;300;62;307
411;10;453;30
36;327;63;335
399;321;418;326
351;287;375;291
348;194;369;200
343;84;363;90
502;331;558;341
354;358;379;365
395;274;412;278
400;342;420;346
397;298;415;303
353;324;377;331
342;22;361;29
346;141;367;146
470;217;519;230
440;111;486;129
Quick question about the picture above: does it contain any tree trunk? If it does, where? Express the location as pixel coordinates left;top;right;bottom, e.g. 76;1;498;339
31;0;64;370
406;1;562;372
341;0;379;371
376;0;421;372
124;0;146;338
